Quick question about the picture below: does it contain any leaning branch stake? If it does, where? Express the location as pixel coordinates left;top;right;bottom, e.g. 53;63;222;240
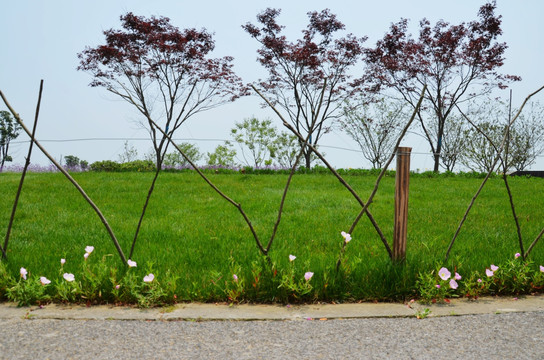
445;84;544;261
0;84;127;265
2;80;44;260
251;84;391;256
144;118;268;257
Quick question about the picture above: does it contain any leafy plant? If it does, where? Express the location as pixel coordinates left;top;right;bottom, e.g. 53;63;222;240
5;269;50;307
277;255;314;302
416;266;462;303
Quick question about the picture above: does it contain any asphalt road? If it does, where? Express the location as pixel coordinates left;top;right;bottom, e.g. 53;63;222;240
2;311;543;359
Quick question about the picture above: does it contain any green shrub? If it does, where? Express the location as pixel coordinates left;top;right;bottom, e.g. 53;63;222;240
120;160;155;172
90;160;121;172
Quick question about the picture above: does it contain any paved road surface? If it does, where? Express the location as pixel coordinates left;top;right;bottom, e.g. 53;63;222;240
2;311;543;359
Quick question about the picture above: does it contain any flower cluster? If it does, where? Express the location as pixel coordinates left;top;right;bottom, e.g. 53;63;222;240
341;231;352;244
486;264;499;277
83;246;94;260
438;267;462;290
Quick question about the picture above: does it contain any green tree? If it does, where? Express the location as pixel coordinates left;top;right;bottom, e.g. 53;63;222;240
0;110;20;168
207;143;237;167
231;117;277;167
273;132;300;168
163;142;202;168
64;155;80;168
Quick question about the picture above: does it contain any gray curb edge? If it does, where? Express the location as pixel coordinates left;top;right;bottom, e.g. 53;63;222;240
1;295;543;321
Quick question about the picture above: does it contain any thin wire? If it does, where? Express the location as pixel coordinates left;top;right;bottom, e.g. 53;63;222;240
8;137;544;158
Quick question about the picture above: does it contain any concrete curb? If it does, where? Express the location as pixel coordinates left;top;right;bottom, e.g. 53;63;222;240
1;295;543;321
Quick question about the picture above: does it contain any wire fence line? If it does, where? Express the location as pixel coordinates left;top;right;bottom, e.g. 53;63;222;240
9;137;544;159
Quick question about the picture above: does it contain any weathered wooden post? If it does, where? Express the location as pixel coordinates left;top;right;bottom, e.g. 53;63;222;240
393;147;411;262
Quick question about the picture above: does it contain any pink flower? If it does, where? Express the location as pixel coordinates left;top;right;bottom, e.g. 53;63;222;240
454;272;462;281
84;252;89;260
143;274;154;283
115;284;120;290
540;265;544;273
438;267;451;281
490;264;499;272
515;253;521;259
304;272;314;281
449;279;458;290
40;277;51;285
85;246;94;254
341;231;352;243
435;284;441;289
289;255;296;262
60;258;66;265
127;259;137;268
20;267;28;280
486;269;494;277
63;273;75;282
477;278;483;283
233;274;238;282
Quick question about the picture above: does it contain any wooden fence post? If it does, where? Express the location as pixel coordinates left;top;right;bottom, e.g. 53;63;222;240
394;147;411;262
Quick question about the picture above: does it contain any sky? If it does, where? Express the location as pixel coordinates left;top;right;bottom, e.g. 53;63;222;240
1;0;543;171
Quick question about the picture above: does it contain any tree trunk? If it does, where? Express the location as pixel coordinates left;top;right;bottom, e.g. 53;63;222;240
304;149;311;169
433;126;444;172
433;152;440;172
129;161;162;259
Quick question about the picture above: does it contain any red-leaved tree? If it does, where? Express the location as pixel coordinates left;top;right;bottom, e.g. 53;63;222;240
243;8;366;168
364;1;520;172
78;13;245;257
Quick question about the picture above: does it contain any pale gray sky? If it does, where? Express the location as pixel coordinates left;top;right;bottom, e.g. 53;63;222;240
1;0;543;170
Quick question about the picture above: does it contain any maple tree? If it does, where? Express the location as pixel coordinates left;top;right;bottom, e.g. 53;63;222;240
78;13;245;256
364;1;520;172
78;12;244;168
243;8;366;168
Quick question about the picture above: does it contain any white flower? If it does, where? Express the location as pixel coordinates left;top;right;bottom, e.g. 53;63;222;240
60;258;66;265
20;267;28;280
304;272;314;281
84;252;89;260
85;246;94;254
289;255;296;262
454;272;462;281
341;231;352;243
485;269;494;277
40;277;51;285
127;259;137;268
438;267;451;281
143;274;155;283
63;273;75;282
490;264;499;272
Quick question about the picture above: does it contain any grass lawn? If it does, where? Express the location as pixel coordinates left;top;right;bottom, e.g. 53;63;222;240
1;171;543;303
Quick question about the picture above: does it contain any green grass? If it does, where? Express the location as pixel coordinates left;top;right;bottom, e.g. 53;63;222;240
1;171;543;303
